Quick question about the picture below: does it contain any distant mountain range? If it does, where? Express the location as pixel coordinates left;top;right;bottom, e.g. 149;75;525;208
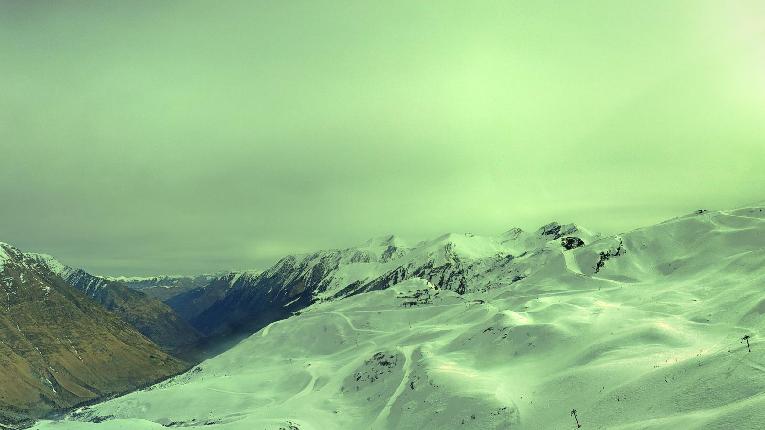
105;274;219;302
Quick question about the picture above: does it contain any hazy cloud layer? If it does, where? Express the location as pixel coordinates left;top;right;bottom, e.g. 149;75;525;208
2;1;764;275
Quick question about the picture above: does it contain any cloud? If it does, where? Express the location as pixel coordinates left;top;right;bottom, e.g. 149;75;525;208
1;1;763;275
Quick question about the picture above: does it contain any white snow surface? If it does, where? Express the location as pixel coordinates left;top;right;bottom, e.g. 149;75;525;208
105;274;220;283
261;221;598;303
30;204;765;429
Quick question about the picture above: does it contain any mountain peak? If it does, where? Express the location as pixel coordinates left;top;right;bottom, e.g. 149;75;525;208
362;234;406;249
0;242;33;272
358;234;409;262
500;227;524;239
535;222;579;239
25;252;74;278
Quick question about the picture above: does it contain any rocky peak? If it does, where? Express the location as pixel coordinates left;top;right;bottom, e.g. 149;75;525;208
0;242;24;269
499;227;525;241
360;235;409;262
25;252;76;279
536;222;579;240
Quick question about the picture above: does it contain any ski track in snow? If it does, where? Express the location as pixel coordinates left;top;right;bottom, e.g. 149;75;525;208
29;204;765;430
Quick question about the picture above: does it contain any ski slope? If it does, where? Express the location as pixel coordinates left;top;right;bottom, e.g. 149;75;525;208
33;205;765;429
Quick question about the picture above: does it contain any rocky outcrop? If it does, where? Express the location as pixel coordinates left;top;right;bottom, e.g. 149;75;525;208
593;239;625;273
561;236;585;250
537;222;579;240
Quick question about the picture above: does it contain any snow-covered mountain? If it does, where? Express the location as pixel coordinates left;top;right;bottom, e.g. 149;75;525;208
0;243;187;427
175;221;597;338
34;204;765;429
107;274;220;301
166;223;597;336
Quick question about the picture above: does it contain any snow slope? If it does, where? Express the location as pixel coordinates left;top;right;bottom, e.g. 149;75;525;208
184;221;596;338
33;204;765;429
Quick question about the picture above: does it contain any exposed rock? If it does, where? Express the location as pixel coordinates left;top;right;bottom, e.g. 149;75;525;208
561;236;585;250
593;239;626;273
537;222;579;240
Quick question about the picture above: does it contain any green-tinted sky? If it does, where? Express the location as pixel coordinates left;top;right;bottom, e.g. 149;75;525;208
1;1;764;275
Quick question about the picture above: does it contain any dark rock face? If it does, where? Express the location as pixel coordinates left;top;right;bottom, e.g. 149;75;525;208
337;259;470;299
190;252;343;337
561;236;585;250
397;287;440;307
537;222;578;240
165;273;242;323
353;352;400;383
594;240;625;273
183;244;478;338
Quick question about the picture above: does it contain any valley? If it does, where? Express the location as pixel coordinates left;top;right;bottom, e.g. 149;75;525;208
12;203;764;429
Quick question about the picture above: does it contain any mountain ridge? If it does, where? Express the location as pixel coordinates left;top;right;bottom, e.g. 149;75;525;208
0;243;187;427
33;202;765;429
166;220;596;339
24;253;201;355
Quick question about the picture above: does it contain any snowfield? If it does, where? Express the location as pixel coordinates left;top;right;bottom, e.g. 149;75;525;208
33;205;765;429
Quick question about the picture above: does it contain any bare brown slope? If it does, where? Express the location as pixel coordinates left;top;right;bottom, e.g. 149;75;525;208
74;277;201;355
0;243;187;426
26;254;201;355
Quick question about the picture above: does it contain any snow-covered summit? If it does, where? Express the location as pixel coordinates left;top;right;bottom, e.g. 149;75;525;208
105;274;223;284
1;243;63;276
25;253;76;279
180;218;597;337
358;234;409;262
24;252;111;294
361;234;407;250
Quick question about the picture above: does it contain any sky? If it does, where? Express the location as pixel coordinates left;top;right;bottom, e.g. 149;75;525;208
1;1;764;276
